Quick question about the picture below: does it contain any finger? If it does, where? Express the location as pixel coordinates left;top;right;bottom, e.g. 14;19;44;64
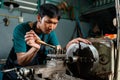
26;30;35;35
33;32;40;40
26;32;34;36
84;39;91;43
30;30;35;33
25;37;35;41
83;39;92;44
25;34;34;38
26;40;32;44
72;39;79;43
28;30;40;40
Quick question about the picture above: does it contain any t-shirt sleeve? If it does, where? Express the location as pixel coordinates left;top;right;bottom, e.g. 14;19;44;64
48;31;60;46
13;24;27;53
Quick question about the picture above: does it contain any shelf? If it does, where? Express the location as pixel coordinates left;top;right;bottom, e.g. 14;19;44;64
81;1;115;16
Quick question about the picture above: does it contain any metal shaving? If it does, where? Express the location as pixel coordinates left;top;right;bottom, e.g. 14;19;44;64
51;73;84;80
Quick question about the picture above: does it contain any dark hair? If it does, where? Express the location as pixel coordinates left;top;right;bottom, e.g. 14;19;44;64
38;3;61;20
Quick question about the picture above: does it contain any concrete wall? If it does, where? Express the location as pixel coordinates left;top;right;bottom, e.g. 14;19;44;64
0;9;36;59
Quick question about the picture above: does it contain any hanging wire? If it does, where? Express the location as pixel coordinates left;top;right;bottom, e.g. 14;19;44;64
114;0;120;80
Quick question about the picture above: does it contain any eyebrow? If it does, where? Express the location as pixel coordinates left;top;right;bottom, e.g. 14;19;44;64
45;20;58;24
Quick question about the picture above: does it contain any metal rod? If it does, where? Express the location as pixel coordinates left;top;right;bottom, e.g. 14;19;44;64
44;43;56;49
35;39;56;49
2;68;17;73
0;14;19;19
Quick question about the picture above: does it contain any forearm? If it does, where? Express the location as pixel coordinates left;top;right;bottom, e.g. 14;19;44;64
17;47;39;66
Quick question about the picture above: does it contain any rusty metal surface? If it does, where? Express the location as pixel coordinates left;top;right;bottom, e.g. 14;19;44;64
88;38;115;79
27;60;85;80
27;60;66;78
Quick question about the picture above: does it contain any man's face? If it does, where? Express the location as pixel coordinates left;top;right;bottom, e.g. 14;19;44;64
38;16;59;34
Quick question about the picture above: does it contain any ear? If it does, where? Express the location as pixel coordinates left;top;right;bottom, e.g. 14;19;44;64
37;15;41;22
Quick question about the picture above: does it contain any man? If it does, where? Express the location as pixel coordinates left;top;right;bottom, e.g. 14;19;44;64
2;3;61;80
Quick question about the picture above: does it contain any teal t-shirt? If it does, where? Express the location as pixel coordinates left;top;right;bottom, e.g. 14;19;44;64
3;21;61;79
13;22;60;53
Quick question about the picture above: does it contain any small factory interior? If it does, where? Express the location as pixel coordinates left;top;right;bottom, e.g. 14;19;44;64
0;0;119;80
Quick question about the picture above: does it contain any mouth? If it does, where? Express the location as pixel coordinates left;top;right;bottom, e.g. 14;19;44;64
47;29;52;32
45;30;52;33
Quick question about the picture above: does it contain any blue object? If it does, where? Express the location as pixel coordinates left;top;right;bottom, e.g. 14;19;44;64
0;64;3;80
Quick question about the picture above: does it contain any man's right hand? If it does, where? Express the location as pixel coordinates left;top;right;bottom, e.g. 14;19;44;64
25;30;41;49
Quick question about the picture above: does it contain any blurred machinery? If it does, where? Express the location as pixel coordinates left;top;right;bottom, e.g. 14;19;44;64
88;38;115;80
2;38;116;80
66;41;99;79
65;37;115;80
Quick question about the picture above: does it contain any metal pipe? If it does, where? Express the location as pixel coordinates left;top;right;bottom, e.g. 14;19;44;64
114;0;120;80
14;0;37;6
0;14;19;19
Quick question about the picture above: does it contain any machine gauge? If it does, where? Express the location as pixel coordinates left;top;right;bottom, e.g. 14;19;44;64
99;54;109;65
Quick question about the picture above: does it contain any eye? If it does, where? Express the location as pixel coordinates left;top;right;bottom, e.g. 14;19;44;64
53;22;57;25
45;21;51;24
45;21;57;25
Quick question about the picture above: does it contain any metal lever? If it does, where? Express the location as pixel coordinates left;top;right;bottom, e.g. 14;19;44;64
2;68;17;73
